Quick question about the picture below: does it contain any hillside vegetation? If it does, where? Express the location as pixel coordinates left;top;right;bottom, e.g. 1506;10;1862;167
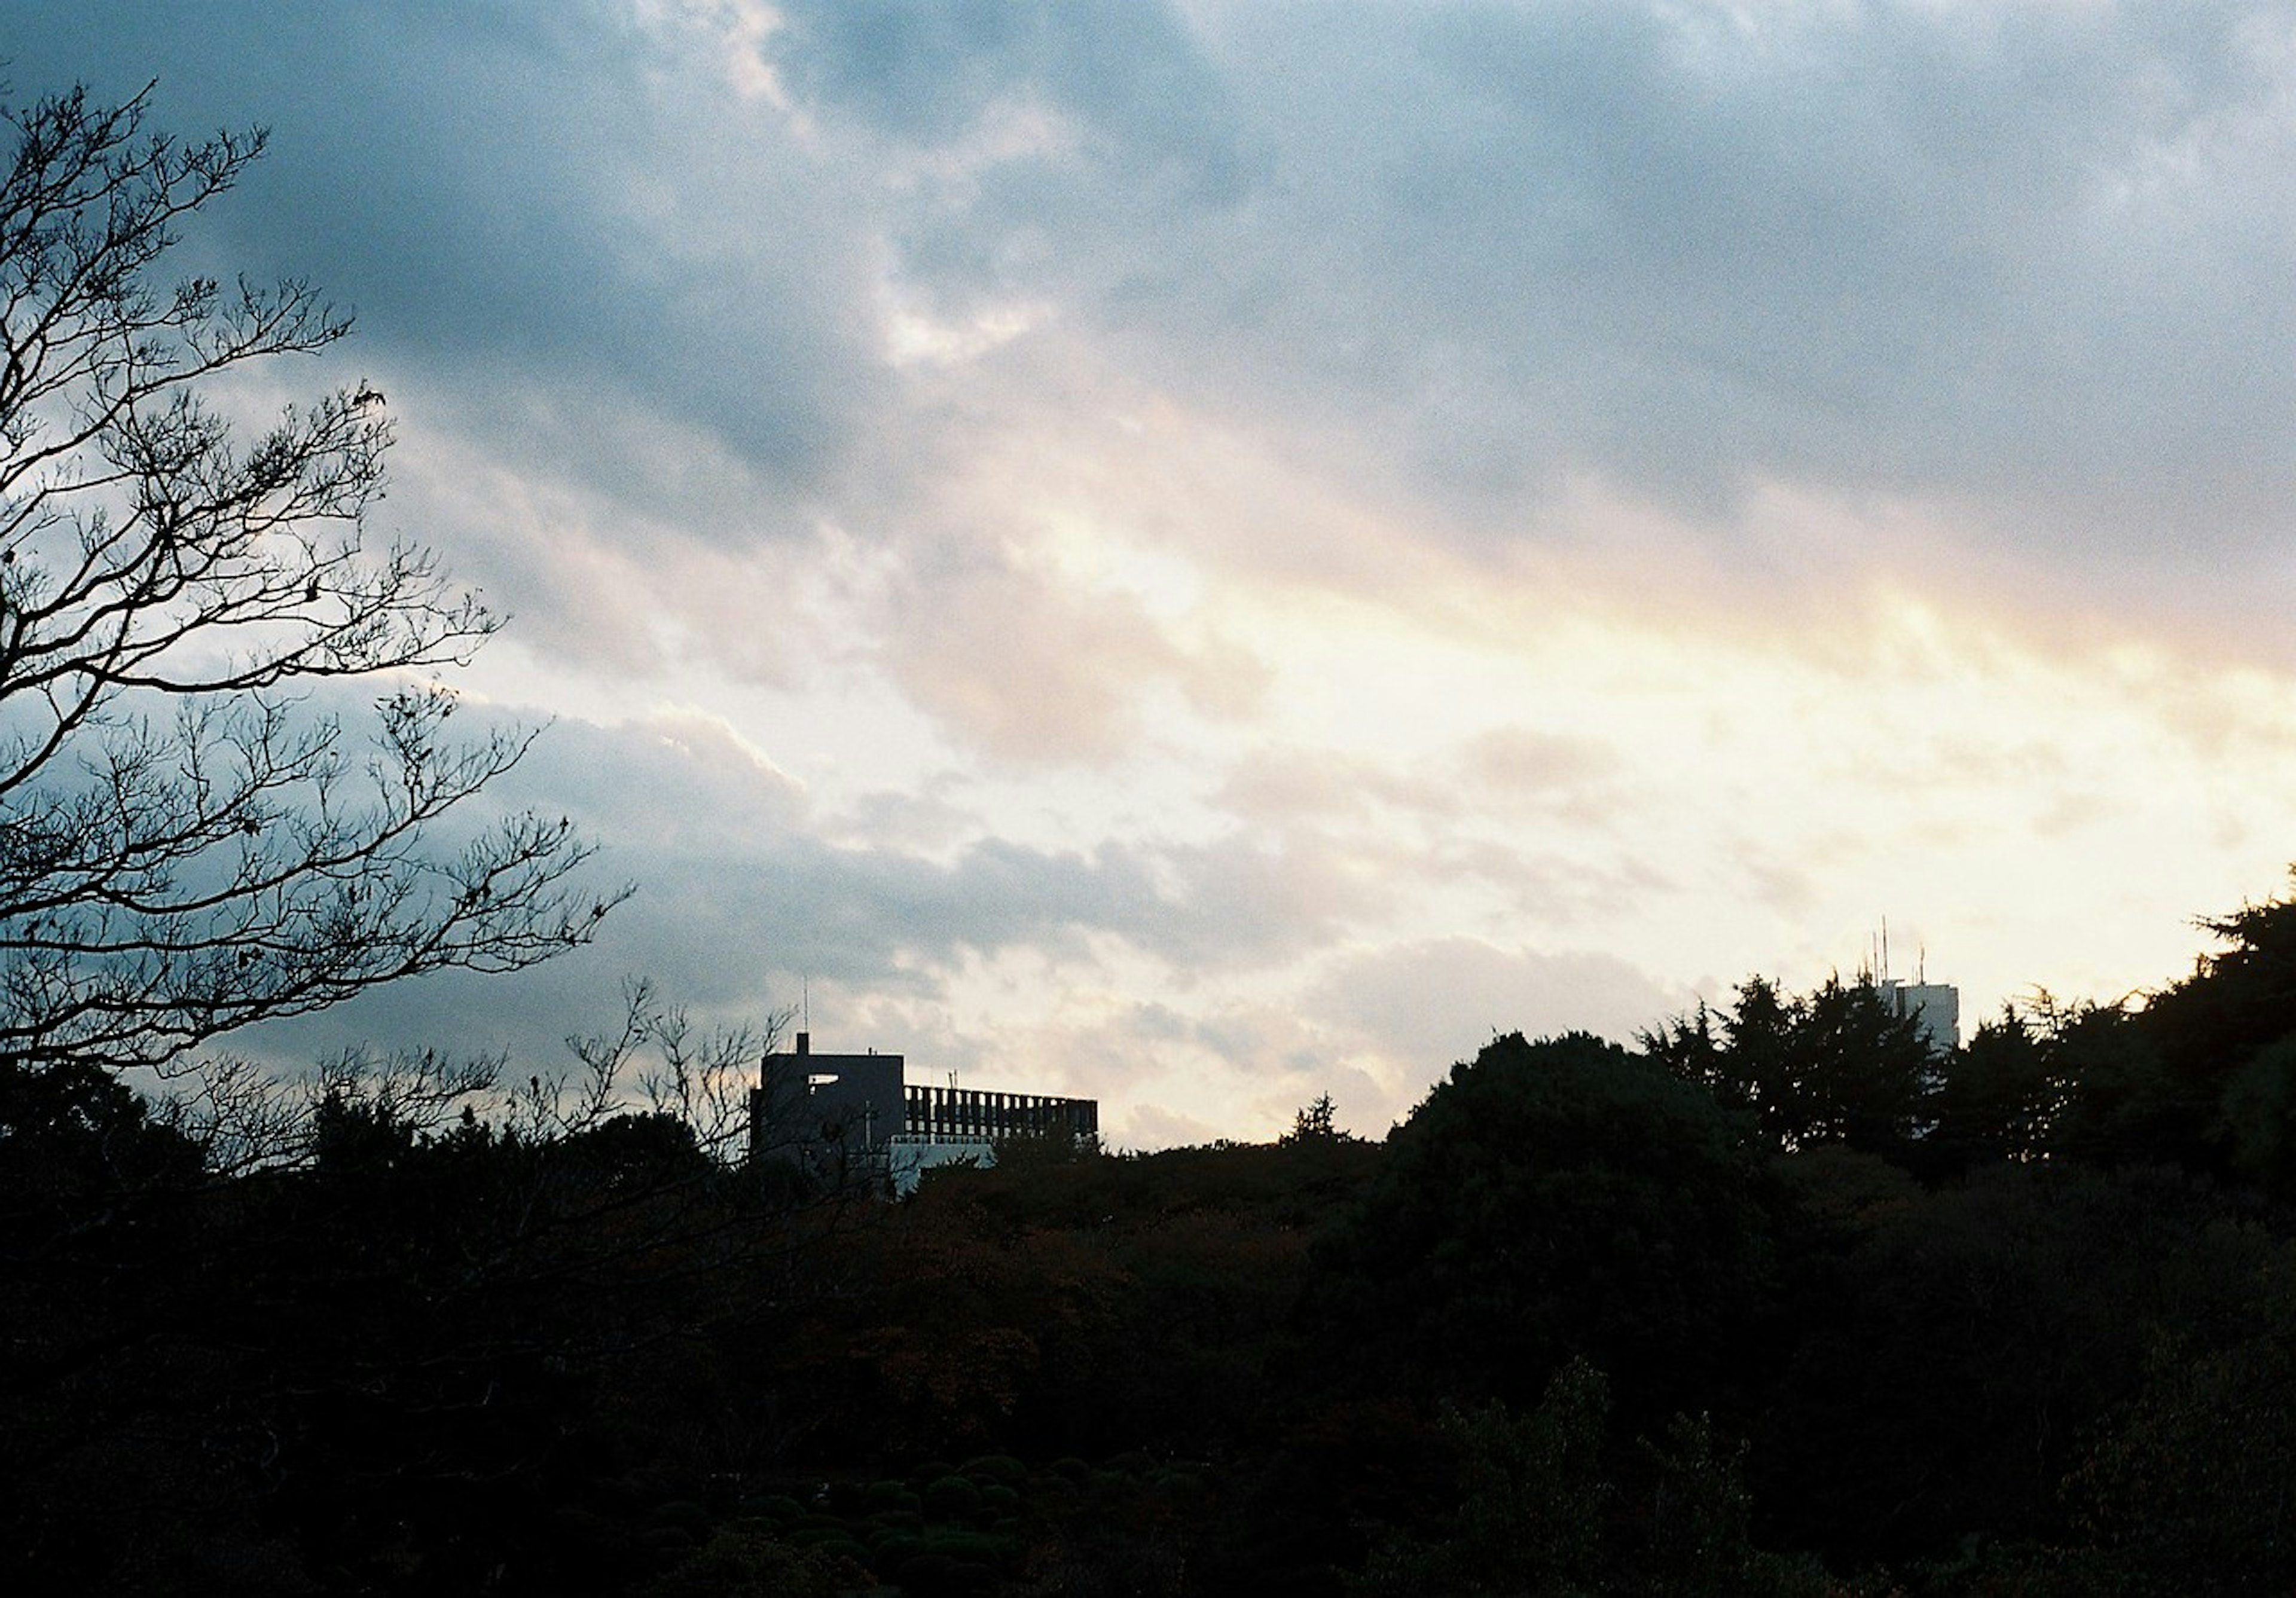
14;887;2296;1593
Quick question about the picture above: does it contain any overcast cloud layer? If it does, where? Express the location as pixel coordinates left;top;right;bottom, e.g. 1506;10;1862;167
20;2;2296;1138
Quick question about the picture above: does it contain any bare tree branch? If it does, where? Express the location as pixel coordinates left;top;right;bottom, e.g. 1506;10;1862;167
0;83;628;1077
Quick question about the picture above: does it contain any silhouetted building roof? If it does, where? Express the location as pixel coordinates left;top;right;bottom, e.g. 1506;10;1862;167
749;1032;1097;1193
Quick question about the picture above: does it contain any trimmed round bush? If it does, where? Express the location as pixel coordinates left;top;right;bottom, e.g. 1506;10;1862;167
743;1493;806;1524
871;1530;927;1570
923;1474;981;1520
649;1499;711;1539
960;1453;1028;1485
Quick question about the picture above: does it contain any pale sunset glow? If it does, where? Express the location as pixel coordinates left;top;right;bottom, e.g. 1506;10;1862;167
32;1;2296;1141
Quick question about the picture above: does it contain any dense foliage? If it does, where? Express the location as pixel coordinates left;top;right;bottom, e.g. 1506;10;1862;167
12;884;2296;1591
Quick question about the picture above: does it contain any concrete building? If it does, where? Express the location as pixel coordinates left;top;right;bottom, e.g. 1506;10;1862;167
1873;977;1960;1055
1861;920;1961;1055
749;1032;1098;1194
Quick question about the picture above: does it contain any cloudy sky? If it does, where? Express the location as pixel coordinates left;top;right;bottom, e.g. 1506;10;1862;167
22;1;2296;1140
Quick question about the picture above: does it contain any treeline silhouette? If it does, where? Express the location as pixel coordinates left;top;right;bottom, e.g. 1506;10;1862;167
13;892;2296;1594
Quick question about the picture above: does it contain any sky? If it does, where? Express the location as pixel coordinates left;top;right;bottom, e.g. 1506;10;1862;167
18;1;2296;1142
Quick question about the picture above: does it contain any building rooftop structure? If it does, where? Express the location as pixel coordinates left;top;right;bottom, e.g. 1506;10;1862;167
749;1032;1098;1194
1874;976;1960;1054
1863;923;1959;1054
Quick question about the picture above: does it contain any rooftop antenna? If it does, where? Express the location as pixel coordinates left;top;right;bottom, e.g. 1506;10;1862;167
1881;916;1890;983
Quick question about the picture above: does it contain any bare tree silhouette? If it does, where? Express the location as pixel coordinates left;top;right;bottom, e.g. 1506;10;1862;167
0;83;625;1076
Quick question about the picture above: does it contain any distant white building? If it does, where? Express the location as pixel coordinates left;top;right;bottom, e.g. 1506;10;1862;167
1873;977;1959;1054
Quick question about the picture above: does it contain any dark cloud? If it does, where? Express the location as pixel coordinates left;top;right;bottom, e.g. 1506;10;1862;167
228;703;1126;1068
797;0;2296;556
13;1;887;560
24;0;2296;661
1299;2;2295;542
241;705;1374;1071
498;713;1159;986
773;0;1239;176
